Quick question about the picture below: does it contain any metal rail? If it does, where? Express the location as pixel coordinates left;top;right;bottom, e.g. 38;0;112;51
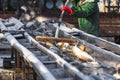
9;17;92;80
0;21;56;80
0;17;95;80
0;17;119;80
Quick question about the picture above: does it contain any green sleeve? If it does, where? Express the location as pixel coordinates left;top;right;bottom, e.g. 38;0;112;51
70;0;78;9
72;2;96;18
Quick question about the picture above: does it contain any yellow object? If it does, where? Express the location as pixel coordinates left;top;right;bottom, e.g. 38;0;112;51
78;44;86;51
72;46;94;62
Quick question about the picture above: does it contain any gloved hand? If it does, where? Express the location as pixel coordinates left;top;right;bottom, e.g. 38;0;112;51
60;6;73;15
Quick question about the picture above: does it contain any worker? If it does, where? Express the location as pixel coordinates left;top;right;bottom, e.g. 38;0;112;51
60;0;100;36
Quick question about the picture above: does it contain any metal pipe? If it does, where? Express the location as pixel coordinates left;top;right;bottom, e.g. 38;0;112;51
0;21;56;80
72;28;120;54
55;0;70;38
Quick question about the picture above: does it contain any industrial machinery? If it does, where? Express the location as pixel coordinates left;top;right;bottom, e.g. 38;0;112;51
0;1;120;79
0;16;120;80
